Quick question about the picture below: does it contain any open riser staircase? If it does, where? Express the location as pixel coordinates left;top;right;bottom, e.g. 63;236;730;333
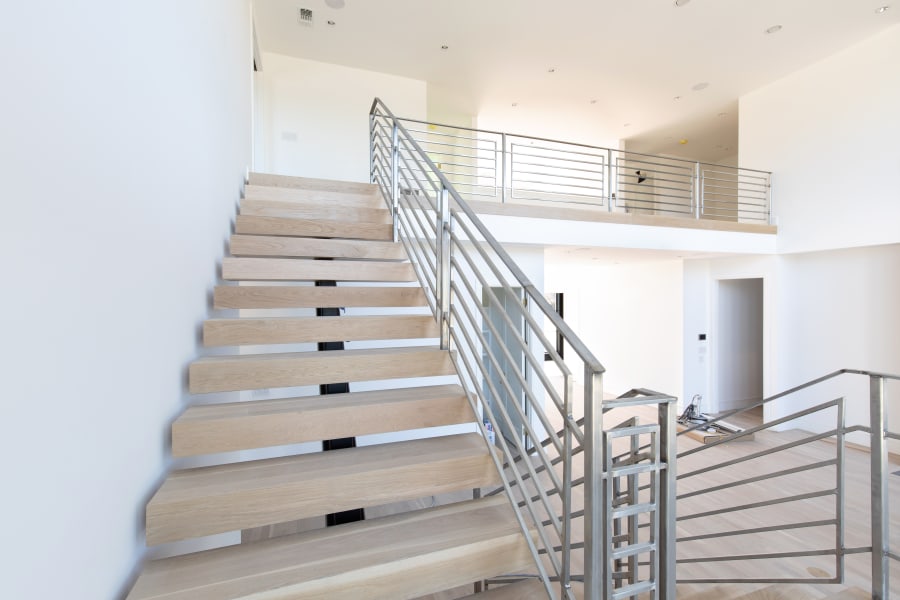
126;174;539;600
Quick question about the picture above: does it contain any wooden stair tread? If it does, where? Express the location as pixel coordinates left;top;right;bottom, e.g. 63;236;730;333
189;345;455;393
147;433;499;545
130;495;534;600
459;579;549;599
235;215;392;241
203;314;438;346
172;384;473;456
240;198;391;224
248;172;379;195
244;184;384;209
222;257;415;282
229;234;406;260
213;284;426;309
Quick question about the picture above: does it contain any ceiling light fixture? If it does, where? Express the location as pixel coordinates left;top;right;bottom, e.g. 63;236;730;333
674;0;691;6
765;24;783;34
327;20;336;25
692;82;709;91
441;45;449;50
590;99;598;104
324;0;345;8
876;5;889;13
623;123;631;128
674;96;682;101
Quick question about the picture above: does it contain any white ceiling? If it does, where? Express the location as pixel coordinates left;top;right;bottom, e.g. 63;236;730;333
253;0;898;163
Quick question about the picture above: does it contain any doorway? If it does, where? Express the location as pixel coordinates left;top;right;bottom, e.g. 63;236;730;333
716;278;764;415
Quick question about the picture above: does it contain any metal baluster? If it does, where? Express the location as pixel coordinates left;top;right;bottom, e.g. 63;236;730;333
437;185;451;350
584;367;604;600
390;121;400;242
658;397;677;600
870;375;889;600
561;373;573;599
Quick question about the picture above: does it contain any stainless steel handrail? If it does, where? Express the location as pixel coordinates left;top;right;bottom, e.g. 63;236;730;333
370;98;679;600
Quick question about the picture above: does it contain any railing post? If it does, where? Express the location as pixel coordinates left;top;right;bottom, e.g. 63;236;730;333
607;149;614;212
437;185;451;350
658;397;678;600
870;375;890;600
369;113;375;184
501;133;508;204
561;373;574;599
583;366;604;600
693;162;702;219
767;173;775;226
390;120;400;242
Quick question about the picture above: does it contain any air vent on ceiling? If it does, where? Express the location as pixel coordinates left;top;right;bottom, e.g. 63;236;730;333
297;8;313;26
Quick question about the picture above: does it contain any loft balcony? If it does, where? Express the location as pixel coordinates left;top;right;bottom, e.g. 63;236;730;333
372;110;776;255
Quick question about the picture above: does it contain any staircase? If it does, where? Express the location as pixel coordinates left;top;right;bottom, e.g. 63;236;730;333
126;174;536;599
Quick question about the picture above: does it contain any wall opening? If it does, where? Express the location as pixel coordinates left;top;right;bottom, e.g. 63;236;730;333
716;278;764;414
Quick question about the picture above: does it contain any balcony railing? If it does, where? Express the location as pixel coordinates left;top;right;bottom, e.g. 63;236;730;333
389;118;773;225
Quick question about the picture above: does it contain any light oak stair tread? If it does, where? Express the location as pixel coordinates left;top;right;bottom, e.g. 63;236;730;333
229;234;406;260
146;433;499;545
189;346;455;393
129;495;534;600
235;215;392;241
248;172;379;196
172;384;474;456
244;184;383;208
458;579;549;599
222;257;415;282
213;285;426;309
240;199;392;224
203;314;438;346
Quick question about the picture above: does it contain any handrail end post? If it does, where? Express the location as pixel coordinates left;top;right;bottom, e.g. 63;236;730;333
869;374;890;600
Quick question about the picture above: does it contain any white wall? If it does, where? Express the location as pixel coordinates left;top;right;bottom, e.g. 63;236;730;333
254;53;427;182
0;1;252;598
544;257;684;399
682;246;899;450
772;244;900;449
740;24;900;254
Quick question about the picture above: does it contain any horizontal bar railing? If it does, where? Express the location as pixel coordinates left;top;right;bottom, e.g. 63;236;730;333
389;114;772;224
674;369;897;599
371;98;684;600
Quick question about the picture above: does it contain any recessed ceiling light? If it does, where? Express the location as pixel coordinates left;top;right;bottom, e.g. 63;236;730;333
692;82;709;91
324;0;345;8
876;5;889;13
327;20;336;25
765;24;783;34
441;45;449;50
674;0;691;6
